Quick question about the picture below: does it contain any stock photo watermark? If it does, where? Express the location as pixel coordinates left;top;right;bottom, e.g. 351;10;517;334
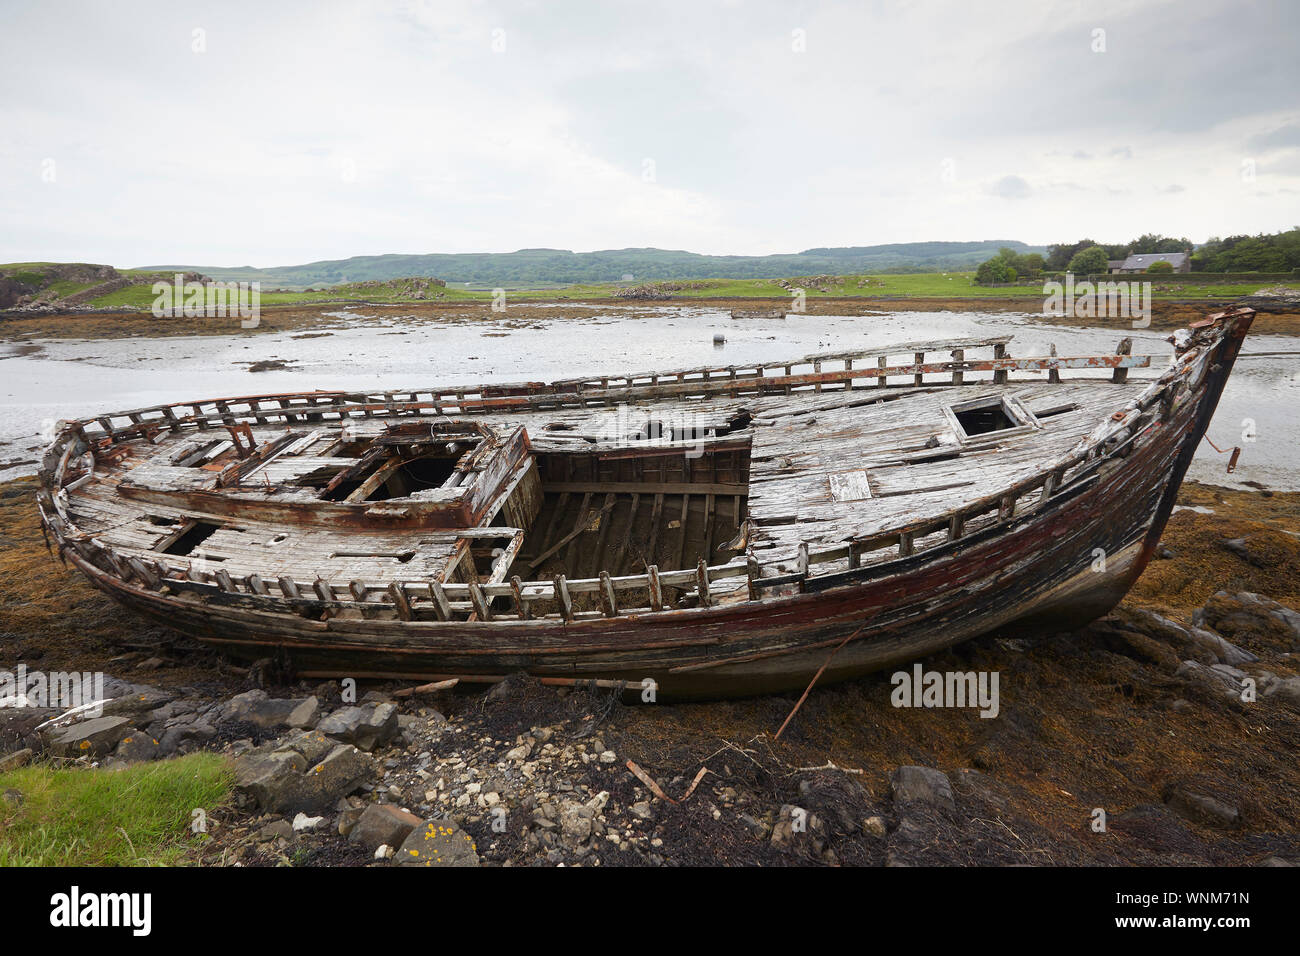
0;665;105;716
891;663;1000;718
1043;273;1151;328
151;273;260;328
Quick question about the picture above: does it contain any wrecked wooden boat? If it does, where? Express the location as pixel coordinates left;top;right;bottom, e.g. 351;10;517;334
37;307;1255;697
731;308;786;320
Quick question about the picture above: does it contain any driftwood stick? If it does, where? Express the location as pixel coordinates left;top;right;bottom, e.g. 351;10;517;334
393;678;460;698
773;627;864;741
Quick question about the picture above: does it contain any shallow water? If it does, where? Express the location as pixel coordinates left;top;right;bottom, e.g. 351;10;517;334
1;306;1296;489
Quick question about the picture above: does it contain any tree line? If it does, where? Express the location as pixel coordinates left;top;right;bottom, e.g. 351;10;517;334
974;227;1300;283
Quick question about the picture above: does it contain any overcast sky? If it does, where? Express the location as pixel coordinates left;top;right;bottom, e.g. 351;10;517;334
2;0;1298;267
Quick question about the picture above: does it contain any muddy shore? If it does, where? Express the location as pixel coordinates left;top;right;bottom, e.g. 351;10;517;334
1;473;1297;866
4;296;1300;341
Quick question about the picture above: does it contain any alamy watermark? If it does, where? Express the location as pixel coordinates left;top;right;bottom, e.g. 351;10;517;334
890;663;1000;718
0;664;105;717
152;273;260;328
1043;273;1150;329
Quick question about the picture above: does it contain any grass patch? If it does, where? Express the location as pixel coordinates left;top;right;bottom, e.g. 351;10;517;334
0;753;233;866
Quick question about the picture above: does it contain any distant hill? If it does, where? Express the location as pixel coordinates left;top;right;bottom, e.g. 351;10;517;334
144;241;1045;289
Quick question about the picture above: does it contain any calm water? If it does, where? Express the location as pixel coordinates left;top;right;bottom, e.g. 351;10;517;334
1;306;1296;489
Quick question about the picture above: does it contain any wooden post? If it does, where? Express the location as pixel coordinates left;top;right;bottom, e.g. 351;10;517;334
428;581;451;621
599;571;618;617
647;564;664;612
1112;338;1133;383
553;574;574;622
1048;343;1060;384
388;582;413;621
899;532;914;557
469;581;492;621
510;575;530;619
993;344;1008;385
951;348;964;385
696;558;712;608
746;556;760;601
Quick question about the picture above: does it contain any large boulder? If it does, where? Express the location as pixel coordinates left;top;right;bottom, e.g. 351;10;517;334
1114;607;1256;666
43;716;134;758
233;750;309;810
234;742;376;815
318;703;399;751
221;690;320;730
1198;591;1300;652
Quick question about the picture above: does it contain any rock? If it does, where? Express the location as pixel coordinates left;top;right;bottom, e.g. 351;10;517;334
396;819;480;867
1102;627;1182;670
256;819;294;842
44;716;133;758
234;741;377;815
629;801;654;821
100;685;175;719
277;730;336;767
374;844;395;860
1260;856;1295;867
1200;591;1300;651
862;815;887;837
770;804;824;849
2;788;22;808
558;801;594;843
1264;676;1300;707
157;721;216;757
1112;607;1256;666
221;690;320;730
1162;785;1241;829
279;745;377;814
114;733;161;763
1185;627;1257;667
0;748;32;771
349;804;422;851
318;703;399;751
890;766;955;810
337;805;366;837
1175;660;1245;698
292;812;325;832
233;750;309;810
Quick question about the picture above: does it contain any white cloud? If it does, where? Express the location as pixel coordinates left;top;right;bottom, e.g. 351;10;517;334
0;0;1297;266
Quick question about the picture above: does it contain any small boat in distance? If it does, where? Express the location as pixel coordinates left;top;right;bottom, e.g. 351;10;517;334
37;308;1255;698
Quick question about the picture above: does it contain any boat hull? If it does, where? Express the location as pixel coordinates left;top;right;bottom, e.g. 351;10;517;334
46;312;1253;699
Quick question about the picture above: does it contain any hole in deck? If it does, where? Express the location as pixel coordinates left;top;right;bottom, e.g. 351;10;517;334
161;521;220;556
953;401;1017;436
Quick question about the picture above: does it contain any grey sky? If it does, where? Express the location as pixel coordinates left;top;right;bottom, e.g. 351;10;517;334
2;0;1298;266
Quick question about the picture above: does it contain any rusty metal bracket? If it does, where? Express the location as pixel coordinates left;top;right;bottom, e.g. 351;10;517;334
1203;434;1241;474
225;422;257;459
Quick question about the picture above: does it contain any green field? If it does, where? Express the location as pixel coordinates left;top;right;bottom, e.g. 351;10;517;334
0;753;231;866
4;261;1297;312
